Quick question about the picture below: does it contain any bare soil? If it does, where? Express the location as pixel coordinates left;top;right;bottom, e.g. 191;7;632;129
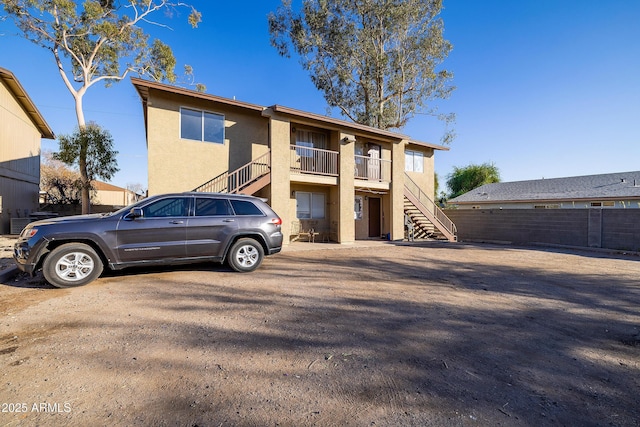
0;240;639;426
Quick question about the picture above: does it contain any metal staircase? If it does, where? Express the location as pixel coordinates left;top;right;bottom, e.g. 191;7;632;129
404;174;457;242
193;151;271;195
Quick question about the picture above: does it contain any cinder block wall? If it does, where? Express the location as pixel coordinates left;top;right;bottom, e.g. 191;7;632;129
446;209;640;252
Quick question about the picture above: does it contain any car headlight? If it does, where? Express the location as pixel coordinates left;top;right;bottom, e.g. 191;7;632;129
20;227;38;239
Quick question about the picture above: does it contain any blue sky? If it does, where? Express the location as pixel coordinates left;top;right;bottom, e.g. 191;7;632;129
1;1;638;192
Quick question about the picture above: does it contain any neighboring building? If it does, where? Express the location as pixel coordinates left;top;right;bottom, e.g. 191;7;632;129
445;171;640;252
92;181;143;207
449;171;640;209
0;67;55;234
131;78;456;244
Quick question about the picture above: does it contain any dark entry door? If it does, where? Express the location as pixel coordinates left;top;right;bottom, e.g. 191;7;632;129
368;197;381;238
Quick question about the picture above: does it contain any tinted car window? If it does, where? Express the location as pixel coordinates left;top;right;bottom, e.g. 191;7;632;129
143;197;188;218
195;198;232;216
230;200;264;216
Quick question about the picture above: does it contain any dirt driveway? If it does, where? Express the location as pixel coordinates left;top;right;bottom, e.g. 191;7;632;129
1;241;639;426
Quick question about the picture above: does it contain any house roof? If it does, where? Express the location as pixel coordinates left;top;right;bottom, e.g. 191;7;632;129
266;105;448;151
0;67;55;139
131;77;267;112
130;77;448;151
450;171;640;204
93;180;128;192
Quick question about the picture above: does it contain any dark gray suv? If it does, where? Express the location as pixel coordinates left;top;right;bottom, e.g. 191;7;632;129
14;193;283;288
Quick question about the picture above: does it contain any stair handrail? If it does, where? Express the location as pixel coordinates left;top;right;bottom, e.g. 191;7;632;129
193;150;271;193
404;173;457;239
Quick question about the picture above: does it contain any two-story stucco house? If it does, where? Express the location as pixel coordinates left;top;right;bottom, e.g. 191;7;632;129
132;78;456;244
0;67;55;234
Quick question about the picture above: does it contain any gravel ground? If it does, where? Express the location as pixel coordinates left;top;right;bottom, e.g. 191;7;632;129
0;239;639;426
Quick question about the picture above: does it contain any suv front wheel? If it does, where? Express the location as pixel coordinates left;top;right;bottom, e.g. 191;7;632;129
227;238;264;273
43;243;104;288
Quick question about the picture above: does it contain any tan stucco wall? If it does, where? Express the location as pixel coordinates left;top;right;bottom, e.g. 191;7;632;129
337;132;356;243
146;91;269;195
0;79;42;233
94;189;137;206
267;114;293;242
406;145;436;214
0;80;41;169
141;87;442;244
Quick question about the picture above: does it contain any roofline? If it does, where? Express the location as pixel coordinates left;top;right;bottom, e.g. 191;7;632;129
266;105;448;150
130;77;265;112
0;67;55;139
129;77;446;151
452;195;640;204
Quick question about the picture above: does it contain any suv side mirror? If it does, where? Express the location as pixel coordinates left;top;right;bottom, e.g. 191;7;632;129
127;207;144;219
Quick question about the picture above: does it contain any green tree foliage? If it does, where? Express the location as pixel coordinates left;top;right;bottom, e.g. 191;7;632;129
55;123;119;213
446;163;500;199
1;0;201;126
269;0;455;139
1;0;201;212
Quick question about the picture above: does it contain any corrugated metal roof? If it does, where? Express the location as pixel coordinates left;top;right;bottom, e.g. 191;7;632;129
450;171;640;204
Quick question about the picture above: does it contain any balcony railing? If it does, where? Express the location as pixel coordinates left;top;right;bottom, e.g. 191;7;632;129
290;145;339;176
354;155;391;182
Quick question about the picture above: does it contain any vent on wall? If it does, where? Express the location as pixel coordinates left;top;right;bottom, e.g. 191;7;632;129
10;218;32;235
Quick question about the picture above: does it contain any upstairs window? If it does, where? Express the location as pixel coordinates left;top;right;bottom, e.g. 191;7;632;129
180;108;225;144
405;150;424;173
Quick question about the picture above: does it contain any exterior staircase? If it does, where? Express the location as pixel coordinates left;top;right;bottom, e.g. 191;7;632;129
404;174;457;242
193;151;271;194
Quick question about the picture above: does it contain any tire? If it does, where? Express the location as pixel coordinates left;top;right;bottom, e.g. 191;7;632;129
42;243;104;288
227;238;264;273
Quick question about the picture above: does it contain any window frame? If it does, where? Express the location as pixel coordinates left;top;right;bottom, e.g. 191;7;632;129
180;107;225;144
295;191;325;219
405;150;424;173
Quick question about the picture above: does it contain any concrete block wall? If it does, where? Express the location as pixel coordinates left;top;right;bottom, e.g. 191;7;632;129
446;209;640;252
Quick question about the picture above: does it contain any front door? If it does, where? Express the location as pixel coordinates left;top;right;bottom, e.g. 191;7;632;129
368;197;381;238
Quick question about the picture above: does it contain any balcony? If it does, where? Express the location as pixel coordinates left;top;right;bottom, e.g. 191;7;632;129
289;146;391;187
354;155;391;183
290;145;339;177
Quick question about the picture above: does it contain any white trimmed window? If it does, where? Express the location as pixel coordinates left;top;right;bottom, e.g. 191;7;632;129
405;150;424;173
180;107;225;144
296;192;325;219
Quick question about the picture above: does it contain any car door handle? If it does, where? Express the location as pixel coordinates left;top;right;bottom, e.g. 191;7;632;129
223;219;235;222
170;220;184;224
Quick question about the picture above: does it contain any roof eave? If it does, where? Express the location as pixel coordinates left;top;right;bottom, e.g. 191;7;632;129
130;77;265;112
0;67;55;139
266;105;447;150
453;195;640;204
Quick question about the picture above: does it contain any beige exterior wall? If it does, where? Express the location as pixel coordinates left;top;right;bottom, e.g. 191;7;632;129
0;79;43;233
268;114;293;242
93;189;138;206
146;91;269;195
135;80;447;244
405;144;436;215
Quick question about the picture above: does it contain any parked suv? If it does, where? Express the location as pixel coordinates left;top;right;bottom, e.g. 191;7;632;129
14;193;283;288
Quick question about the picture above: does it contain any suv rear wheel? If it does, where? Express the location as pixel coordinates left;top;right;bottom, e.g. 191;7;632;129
43;243;104;288
227;238;264;272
